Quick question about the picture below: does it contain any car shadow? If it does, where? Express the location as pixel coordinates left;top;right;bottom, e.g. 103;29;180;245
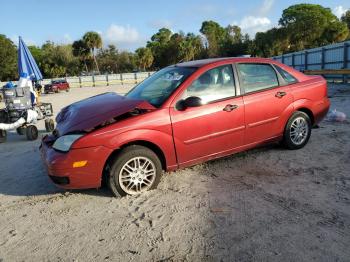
0;133;280;199
0;131;114;199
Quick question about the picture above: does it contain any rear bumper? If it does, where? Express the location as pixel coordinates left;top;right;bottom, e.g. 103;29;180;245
40;137;113;189
314;97;330;124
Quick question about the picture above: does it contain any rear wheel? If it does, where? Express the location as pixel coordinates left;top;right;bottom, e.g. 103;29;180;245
45;118;55;132
0;130;7;143
26;125;38;141
0;110;7;123
283;111;311;150
108;145;162;197
66;88;70;92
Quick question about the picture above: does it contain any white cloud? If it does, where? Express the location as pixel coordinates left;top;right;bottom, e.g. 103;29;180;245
105;24;139;44
63;34;72;44
229;0;274;37
238;16;272;36
10;35;36;46
103;24;142;50
333;5;348;18
259;0;274;16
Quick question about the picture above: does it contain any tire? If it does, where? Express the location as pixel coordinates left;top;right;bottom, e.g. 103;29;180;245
66;88;70;92
0;130;7;143
26;125;39;141
45;118;55;132
283;111;311;150
16;126;26;135
108;145;163;197
0;110;7;123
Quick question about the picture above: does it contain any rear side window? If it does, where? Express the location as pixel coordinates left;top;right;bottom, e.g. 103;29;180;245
274;65;297;84
183;65;235;104
237;63;279;93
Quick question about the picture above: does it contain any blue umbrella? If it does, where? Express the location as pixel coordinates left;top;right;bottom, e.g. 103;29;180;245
18;36;43;81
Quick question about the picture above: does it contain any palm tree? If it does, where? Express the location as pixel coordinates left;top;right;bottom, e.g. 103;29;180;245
83;31;102;74
179;33;202;61
135;47;154;71
72;39;90;72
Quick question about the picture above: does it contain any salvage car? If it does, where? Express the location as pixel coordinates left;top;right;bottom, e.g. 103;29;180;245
44;79;70;93
40;58;330;196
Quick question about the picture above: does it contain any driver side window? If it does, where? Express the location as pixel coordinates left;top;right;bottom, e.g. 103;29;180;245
183;65;235;104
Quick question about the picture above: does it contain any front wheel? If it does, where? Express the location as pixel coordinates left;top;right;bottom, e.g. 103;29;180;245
283;111;311;150
26;125;39;141
108;145;162;197
45;118;55;132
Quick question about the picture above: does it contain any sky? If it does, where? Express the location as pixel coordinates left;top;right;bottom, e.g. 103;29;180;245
1;0;349;51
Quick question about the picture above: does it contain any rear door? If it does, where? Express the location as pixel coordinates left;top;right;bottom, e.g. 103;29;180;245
236;63;294;144
63;81;69;90
170;64;245;167
59;81;67;91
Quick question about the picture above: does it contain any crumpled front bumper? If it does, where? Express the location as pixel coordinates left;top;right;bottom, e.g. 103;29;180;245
40;136;113;189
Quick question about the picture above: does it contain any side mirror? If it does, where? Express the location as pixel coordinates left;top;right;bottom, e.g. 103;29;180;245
176;96;203;111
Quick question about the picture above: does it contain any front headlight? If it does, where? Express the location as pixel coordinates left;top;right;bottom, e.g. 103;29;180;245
52;134;83;152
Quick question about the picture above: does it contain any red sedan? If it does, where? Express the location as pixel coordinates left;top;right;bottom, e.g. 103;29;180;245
40;58;330;196
44;79;70;93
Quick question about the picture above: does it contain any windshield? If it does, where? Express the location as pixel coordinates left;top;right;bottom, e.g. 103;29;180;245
126;67;196;107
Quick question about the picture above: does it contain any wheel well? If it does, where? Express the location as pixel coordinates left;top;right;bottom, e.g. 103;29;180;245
102;140;167;185
297;108;315;125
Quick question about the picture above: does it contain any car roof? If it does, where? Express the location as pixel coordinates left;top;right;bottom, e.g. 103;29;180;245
175;57;277;68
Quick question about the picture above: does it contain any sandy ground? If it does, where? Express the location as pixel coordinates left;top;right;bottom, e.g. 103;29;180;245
0;84;349;262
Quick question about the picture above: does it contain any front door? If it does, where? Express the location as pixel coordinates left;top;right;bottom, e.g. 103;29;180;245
170;64;245;167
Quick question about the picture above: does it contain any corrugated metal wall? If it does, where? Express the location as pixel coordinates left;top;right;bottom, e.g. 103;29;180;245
272;41;350;80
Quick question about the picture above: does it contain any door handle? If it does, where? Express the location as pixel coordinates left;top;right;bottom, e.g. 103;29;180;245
223;104;238;112
275;91;287;98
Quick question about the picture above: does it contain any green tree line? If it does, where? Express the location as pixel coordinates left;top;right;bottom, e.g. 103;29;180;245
1;4;349;81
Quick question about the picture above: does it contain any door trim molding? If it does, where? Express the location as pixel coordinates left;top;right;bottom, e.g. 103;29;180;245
184;125;245;145
247;116;279;128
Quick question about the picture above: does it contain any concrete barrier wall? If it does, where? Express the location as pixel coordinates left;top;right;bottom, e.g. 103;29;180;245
1;72;155;88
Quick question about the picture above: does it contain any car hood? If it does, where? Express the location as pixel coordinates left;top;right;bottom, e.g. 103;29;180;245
55;92;155;136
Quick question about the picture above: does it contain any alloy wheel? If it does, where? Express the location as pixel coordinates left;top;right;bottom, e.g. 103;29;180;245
118;156;156;195
290;117;309;145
